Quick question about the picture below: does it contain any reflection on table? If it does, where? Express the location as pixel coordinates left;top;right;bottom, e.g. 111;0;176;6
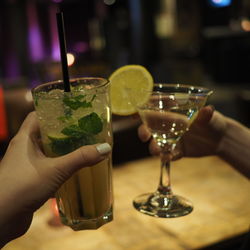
4;156;250;250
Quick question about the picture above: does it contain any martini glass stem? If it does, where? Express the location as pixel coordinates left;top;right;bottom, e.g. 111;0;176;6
157;147;174;196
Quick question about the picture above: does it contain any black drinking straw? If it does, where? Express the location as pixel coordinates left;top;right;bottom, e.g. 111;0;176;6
56;12;70;92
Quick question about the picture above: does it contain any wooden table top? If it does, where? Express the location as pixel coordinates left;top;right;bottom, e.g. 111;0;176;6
4;156;250;250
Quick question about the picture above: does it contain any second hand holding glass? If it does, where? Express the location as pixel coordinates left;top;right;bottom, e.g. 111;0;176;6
130;84;212;218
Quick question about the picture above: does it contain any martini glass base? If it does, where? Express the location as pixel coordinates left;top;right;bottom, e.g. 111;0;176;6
133;192;193;218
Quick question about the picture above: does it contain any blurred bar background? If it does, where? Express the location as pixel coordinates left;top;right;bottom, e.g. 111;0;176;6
0;0;250;162
0;1;250;250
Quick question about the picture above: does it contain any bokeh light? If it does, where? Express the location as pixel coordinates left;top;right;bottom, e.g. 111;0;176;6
208;0;232;8
67;53;75;66
104;0;116;6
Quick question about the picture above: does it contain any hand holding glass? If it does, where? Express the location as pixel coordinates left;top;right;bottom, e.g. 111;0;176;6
130;84;212;218
32;77;113;230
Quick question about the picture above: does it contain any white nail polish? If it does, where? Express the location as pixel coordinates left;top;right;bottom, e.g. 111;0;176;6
96;143;112;155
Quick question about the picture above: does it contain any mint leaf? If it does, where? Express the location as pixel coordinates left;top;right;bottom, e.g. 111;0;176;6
49;136;95;156
49;136;74;155
63;95;93;110
48;132;96;156
61;125;85;138
57;107;73;122
81;101;92;108
74;94;85;100
78;112;103;135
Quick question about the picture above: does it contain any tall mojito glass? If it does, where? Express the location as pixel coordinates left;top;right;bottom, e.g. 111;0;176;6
32;77;113;230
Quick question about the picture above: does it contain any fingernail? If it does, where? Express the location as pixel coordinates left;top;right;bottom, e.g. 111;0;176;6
96;143;112;155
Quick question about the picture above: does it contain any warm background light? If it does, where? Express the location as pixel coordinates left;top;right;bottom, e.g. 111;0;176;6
241;19;250;32
67;53;75;66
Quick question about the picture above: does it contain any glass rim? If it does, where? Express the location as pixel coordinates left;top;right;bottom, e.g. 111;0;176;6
31;77;109;93
152;83;213;96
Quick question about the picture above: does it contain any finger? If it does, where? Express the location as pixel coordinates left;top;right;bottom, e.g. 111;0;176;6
138;124;151;142
209;110;228;133
18;111;40;135
149;139;161;156
54;143;112;175
195;105;214;125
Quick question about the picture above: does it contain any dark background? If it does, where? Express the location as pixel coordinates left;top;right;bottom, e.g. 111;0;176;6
0;0;250;158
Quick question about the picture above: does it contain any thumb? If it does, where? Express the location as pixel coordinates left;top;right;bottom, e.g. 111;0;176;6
195;105;214;125
53;143;112;176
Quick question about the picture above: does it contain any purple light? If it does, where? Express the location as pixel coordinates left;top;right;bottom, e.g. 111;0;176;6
28;27;44;61
52;0;63;3
27;1;44;62
73;42;89;53
6;52;20;78
49;4;60;61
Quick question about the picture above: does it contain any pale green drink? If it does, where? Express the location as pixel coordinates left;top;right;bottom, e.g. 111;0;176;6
32;77;113;230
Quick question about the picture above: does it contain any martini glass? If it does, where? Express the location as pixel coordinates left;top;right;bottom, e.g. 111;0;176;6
132;83;213;218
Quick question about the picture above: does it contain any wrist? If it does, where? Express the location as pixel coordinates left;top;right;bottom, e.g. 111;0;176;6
217;117;245;155
217;117;250;178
